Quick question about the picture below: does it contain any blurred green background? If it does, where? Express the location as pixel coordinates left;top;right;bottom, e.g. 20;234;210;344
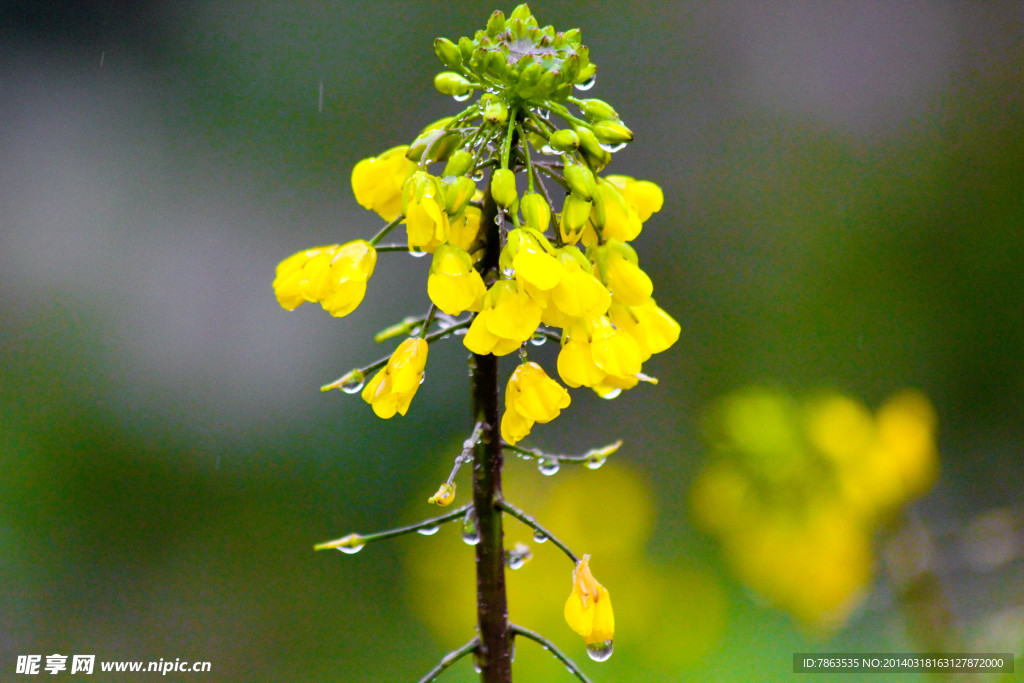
2;1;1022;681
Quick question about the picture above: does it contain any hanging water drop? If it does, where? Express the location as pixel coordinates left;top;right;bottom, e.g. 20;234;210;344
538;458;560;476
598;141;627;153
461;509;480;545
337;543;364;555
585;455;607;470
452;91;472;102
529;330;547;346
471;170;485;182
417;524;440;536
601;388;622;400
409;250;429;258
341;376;365;394
586;640;614;662
504;543;532;569
575;75;597;91
540;144;555;155
532;529;548;544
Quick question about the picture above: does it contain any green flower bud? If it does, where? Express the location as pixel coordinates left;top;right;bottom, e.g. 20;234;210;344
520;193;551;232
580;98;618;122
576;63;597;86
434;71;472;98
434;37;462;70
561;193;592;231
576;126;612;171
407;118;460;164
458;36;475;63
593;120;634;145
443;176;477;215
564;163;596;200
491;169;518;209
549;129;579;153
509;4;533;23
483;99;508;125
443;150;475;177
487;10;506;37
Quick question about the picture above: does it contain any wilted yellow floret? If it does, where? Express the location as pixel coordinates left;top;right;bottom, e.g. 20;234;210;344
427;482;456;506
361;338;428;418
501;362;570;445
351;146;418;222
564;555;614;645
272;240;377;317
427;245;485;315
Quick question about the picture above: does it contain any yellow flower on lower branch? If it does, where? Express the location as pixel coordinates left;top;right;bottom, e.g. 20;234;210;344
272;240;377;317
360;338;428;418
564;554;615;661
500;362;570;445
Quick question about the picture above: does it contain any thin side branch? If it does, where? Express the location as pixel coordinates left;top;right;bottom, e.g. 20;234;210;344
416;637;481;683
509;624;593;683
497;499;579;564
313;504;471;551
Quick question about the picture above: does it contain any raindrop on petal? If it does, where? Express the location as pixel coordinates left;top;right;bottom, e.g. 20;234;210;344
601;388;622;400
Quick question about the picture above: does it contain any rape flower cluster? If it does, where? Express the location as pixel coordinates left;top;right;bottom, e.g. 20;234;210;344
275;4;677;674
689;387;939;629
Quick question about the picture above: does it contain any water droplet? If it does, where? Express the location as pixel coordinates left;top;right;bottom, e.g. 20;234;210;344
337;544;364;555
532;529;548;544
461;509;480;545
585;455;606;470
417;524;440;536
341;376;365;394
409;250;429;258
586;639;613;662
494;212;505;226
454;328;468;336
539;109;551;120
600;388;622;400
472;170;485;182
599;141;627;153
575;75;597;91
530;330;547;346
505;543;532;569
540;144;555;155
453;92;472;102
538;458;560;476
501;267;515;278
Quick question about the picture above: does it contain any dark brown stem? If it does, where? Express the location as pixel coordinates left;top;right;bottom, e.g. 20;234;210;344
471;179;512;682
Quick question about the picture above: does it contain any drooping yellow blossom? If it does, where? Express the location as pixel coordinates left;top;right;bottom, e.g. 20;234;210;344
501;362;571;445
590;240;654;306
427;245;486;315
557;316;643;390
590;180;642;242
448;205;484;257
463;280;543;356
564;554;614;646
361;338;428;418
536;247;611;329
605;175;664;223
272;240;377;317
351;146;418;222
608;299;680;362
502;228;562;294
403;171;450;253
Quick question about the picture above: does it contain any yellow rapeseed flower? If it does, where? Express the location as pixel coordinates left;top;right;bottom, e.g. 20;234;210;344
351;146;418;222
402;171;450;253
361;338;428;418
604;175;664;223
500;362;570;445
427;244;486;315
608;298;680;362
272;240;377;317
463;281;542;356
564;554;614;646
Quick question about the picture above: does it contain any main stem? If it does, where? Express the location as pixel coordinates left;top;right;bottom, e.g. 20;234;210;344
471;180;512;682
